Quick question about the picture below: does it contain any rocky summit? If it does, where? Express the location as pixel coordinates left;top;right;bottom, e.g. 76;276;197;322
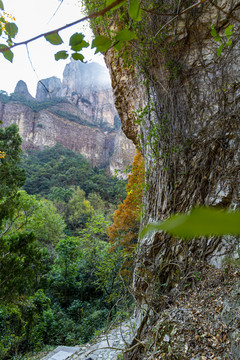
0;61;135;173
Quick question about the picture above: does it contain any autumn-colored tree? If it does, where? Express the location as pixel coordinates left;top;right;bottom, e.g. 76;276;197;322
107;150;144;277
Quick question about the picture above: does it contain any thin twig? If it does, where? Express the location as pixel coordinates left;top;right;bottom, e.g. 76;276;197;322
85;341;143;358
141;8;175;16
0;0;125;53
174;0;182;35
47;0;65;24
154;0;207;39
209;0;240;23
26;44;50;96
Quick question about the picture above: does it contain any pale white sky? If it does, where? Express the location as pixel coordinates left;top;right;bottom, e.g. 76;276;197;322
0;0;105;96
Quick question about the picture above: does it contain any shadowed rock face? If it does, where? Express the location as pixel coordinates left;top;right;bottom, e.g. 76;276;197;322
0;62;135;171
100;0;240;308
36;77;63;101
86;1;240;358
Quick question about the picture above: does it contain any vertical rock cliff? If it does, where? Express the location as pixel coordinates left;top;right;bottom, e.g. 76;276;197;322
86;0;240;357
0;62;135;171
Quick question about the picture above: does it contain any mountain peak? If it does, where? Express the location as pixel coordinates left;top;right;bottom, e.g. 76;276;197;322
36;77;62;101
14;80;34;100
62;61;111;93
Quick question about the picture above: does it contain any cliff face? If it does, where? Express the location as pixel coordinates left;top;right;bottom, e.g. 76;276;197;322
0;62;135;170
87;0;240;357
0;101;116;167
102;0;240;295
36;61;116;128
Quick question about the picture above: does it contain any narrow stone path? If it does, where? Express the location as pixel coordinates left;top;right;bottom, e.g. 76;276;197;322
41;346;80;360
41;319;136;360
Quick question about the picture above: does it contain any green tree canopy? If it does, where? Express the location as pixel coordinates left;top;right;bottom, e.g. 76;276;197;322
1;190;66;246
21;144;126;205
0;124;25;228
64;187;94;232
0;232;44;302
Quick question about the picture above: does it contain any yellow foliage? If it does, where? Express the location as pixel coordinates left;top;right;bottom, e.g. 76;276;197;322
0;151;5;159
107;149;145;255
0;11;16;32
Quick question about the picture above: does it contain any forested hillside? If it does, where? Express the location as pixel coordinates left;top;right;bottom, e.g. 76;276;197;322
0;126;141;359
21;144;127;224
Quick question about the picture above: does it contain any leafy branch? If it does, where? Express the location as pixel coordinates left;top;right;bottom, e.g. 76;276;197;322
0;0;126;61
1;0;239;63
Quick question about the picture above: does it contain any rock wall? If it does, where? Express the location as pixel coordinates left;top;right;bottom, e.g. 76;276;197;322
36;61;117;128
109;128;137;178
0;101;115;167
87;0;240;356
0;62;135;171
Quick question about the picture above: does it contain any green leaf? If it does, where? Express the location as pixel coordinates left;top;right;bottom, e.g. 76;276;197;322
0;16;5;23
71;53;84;62
55;50;69;61
115;29;137;42
114;41;124;51
140;207;240;239
69;32;84;50
226;39;232;47
0;44;13;62
5;22;18;38
213;35;221;42
225;25;233;37
217;44;223;57
106;0;126;10
210;25;218;38
211;29;218;37
0;0;4;10
129;0;141;21
45;32;63;45
72;40;89;52
3;49;13;62
91;35;112;54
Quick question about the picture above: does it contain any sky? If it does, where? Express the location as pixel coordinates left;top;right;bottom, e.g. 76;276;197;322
0;0;105;96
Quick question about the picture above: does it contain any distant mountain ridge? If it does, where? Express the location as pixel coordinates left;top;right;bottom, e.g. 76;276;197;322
0;61;135;174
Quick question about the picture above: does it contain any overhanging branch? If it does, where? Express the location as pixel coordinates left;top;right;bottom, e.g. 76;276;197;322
0;0;125;53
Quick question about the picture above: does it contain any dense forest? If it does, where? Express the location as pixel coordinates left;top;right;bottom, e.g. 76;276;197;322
0;124;143;359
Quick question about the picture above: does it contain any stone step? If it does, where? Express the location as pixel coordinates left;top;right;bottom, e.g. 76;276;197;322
41;346;80;360
41;319;137;360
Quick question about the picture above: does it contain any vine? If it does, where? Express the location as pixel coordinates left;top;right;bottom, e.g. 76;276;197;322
210;23;234;57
